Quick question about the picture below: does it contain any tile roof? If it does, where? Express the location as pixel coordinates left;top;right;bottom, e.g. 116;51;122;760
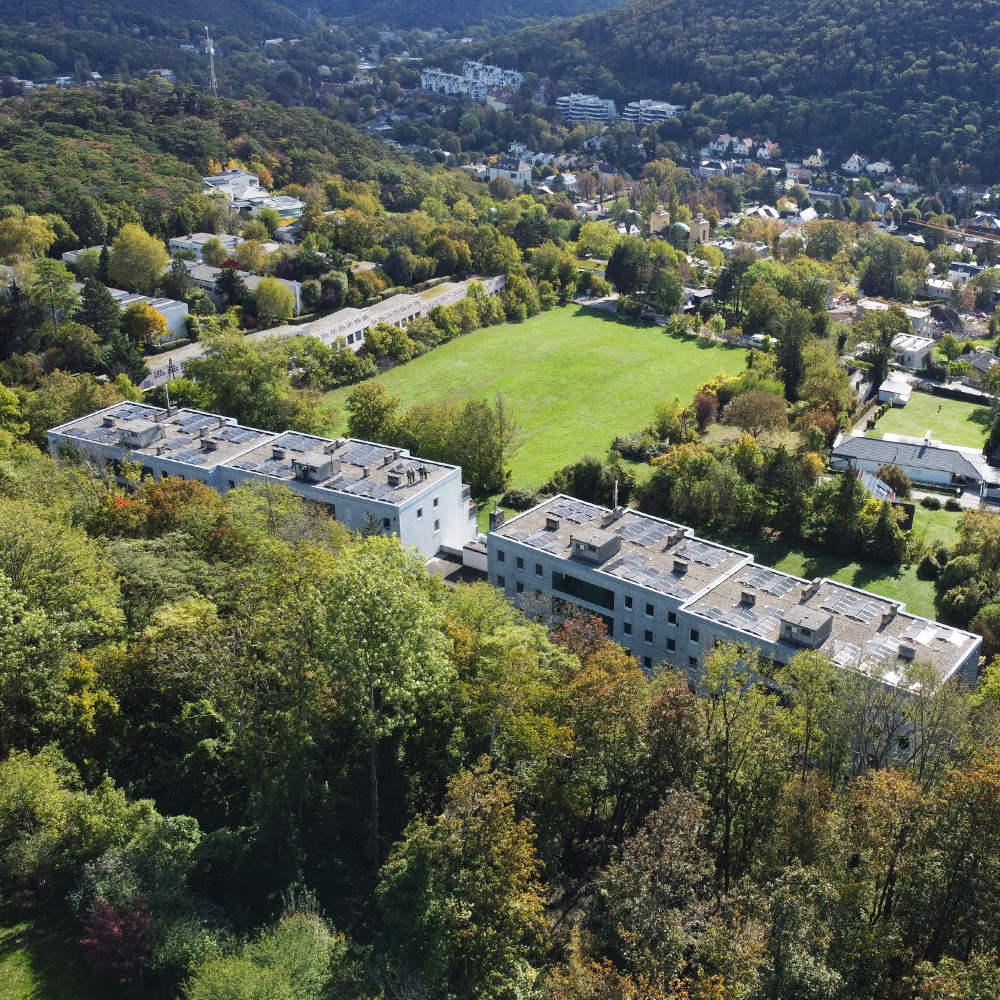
832;436;983;479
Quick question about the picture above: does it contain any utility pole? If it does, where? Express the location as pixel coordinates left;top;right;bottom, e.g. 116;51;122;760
205;26;218;97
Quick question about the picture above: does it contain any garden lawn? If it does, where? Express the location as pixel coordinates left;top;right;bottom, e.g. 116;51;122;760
867;391;991;450
321;305;741;490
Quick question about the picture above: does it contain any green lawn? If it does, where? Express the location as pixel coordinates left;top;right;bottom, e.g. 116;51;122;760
868;391;991;449
321;305;741;489
0;905;151;1000
697;512;961;621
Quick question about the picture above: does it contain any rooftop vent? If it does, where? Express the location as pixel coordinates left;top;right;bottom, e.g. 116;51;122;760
489;509;506;531
202;438;218;452
545;515;561;531
740;591;756;607
387;472;402;487
881;609;897;628
272;446;286;460
323;441;338;454
362;466;370;478
899;645;917;661
102;415;116;428
673;559;689;576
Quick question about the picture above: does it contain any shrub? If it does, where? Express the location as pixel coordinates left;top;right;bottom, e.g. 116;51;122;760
612;429;658;461
920;495;942;509
876;463;912;499
917;553;941;579
945;497;963;511
501;487;541;511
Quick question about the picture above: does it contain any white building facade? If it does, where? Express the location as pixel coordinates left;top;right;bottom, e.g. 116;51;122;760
555;93;617;122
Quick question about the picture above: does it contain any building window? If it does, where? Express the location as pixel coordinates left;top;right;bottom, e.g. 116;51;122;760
516;556;524;569
644;629;653;644
228;480;235;489
690;628;700;642
668;611;677;625
667;638;676;652
383;517;391;530
434;519;440;531
645;603;654;617
417;507;423;519
552;570;615;611
624;595;633;610
623;622;632;636
497;550;505;562
643;656;653;668
689;656;698;669
516;582;524;594
535;563;543;577
433;497;439;507
497;575;505;587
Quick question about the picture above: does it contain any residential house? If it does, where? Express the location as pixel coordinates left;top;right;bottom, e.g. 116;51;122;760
892;333;935;370
733;138;754;158
886;176;919;196
964;350;1000;386
925;277;955;299
785;164;813;184
252;195;305;219
830;436;985;492
187;264;304;313
486;495;980;684
878;373;914;406
841;153;869;175
948;261;984;285
807;182;848;201
756;140;781;161
69;283;188;340
708;134;732;155
803;149;829;169
488;158;533;187
168;232;244;260
697;159;729;179
855;299;932;335
866;159;894;177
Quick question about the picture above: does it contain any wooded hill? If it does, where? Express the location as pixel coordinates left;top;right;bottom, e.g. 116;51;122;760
486;0;1000;180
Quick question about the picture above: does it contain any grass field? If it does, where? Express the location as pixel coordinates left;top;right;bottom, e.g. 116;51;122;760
699;501;963;621
868;391;991;449
320;305;742;489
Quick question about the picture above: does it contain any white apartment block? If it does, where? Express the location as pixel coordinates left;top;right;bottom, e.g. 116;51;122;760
420;69;487;101
621;99;685;125
488;496;980;688
68;282;188;341
169;232;244;260
555;93;617;123
461;61;525;91
48;403;478;558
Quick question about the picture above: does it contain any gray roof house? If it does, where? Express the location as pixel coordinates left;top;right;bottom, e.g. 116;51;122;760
831;437;984;488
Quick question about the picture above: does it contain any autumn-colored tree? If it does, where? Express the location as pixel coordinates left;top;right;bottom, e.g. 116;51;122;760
78;896;152;984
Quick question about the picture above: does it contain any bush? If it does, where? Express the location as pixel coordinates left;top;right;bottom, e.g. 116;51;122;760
920;495;942;509
945;497;963;511
611;429;658;461
917;552;941;579
501;487;541;511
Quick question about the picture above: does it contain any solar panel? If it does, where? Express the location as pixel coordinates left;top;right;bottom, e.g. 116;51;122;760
847;600;884;624
550;499;602;524
614;517;670;547
830;641;862;667
865;636;901;662
170;448;209;465
677;540;727;567
281;433;322;454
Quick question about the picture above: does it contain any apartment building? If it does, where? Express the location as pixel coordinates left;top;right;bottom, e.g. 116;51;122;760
621;99;685;125
462;61;524;91
420;69;487;101
555;93;617;123
47;403;478;558
487;496;980;687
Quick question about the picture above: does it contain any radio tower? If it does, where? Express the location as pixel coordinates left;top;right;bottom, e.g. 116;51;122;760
205;26;218;96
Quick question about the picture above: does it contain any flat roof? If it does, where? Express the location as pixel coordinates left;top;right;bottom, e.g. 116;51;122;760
492;496;750;599
688;569;979;684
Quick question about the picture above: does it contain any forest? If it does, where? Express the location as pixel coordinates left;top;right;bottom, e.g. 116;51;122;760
486;0;1000;181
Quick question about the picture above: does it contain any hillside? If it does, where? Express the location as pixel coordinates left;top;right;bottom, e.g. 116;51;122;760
487;0;1000;177
307;0;625;31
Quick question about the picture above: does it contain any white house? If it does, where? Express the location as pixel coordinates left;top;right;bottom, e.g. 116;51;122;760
841;153;869;175
708;133;732;155
252;195;306;219
892;333;935;370
169;232;244;260
831;436;984;490
756;140;781;161
925;278;955;300
866;159;894;176
488;158;533;187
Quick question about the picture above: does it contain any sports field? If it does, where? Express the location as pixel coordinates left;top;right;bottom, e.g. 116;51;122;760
321;305;742;488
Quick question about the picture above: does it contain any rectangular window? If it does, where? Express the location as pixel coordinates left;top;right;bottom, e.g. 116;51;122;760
535;563;543;577
644;629;653;644
623;622;632;636
689;656;698;669
433;497;439;507
497;550;505;562
434;519;440;531
666;638;676;652
228;480;235;489
497;575;505;587
516;556;524;569
624;596;633;610
516;582;524;594
417;507;423;519
551;570;615;611
668;611;677;625
383;517;391;530
643;656;653;668
690;628;700;642
645;603;654;617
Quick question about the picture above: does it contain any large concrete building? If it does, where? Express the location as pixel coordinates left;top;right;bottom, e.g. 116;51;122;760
622;99;685;125
48;403;478;558
487;496;980;687
555;93;617;122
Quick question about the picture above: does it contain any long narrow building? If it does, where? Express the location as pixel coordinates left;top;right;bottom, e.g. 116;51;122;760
488;495;981;687
48;403;478;558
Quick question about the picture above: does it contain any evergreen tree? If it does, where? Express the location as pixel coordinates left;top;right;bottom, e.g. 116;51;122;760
102;330;147;385
78;278;121;341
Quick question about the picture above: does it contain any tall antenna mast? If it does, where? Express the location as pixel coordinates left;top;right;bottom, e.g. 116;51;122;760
205;26;218;96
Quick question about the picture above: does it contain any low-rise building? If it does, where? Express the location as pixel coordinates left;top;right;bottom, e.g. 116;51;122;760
925;277;955;299
803;149;829;169
462;61;524;91
831;436;984;490
757;140;781;161
965;350;1000;386
555;93;616;122
486;496;980;686
69;283;188;341
251;195;305;219
841;153;870;175
878;373;914;406
622;99;685;125
186;264;304;313
488;158;533;187
48;403;478;558
892;332;935;369
169;232;244;260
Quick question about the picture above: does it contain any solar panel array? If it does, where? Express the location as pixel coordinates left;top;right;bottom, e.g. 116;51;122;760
341;477;395;501
738;568;797;597
901;620;966;646
830;640;862;667
676;540;729;567
170;448;209;466
606;552;694;600
523;529;564;554
550;499;602;524
820;591;885;623
865;635;902;662
614;516;671;548
175;413;218;433
700;603;783;638
342;442;393;467
213;425;262;445
110;403;150;421
280;432;323;454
